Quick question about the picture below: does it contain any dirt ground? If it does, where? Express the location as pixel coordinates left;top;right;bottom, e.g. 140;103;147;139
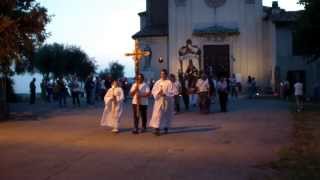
0;99;292;180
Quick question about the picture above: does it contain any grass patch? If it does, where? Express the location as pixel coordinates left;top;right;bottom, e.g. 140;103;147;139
271;103;320;180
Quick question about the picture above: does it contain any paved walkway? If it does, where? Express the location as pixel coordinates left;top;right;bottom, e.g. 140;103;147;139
0;99;292;180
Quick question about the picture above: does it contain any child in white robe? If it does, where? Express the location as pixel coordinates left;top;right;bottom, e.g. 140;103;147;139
100;80;124;133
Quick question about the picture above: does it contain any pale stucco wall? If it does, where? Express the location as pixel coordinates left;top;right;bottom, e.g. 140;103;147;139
262;18;277;89
168;0;271;86
138;37;169;81
275;26;319;96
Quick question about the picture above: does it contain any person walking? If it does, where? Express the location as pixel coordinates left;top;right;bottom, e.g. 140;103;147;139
185;60;199;107
57;77;67;107
70;77;81;107
95;77;103;101
294;79;304;112
247;76;253;99
180;73;190;111
217;78;229;112
229;74;238;100
283;80;290;100
196;72;210;114
100;80;124;133
46;80;53;103
85;76;95;105
130;73;150;134
29;78;36;104
149;69;177;136
170;74;181;114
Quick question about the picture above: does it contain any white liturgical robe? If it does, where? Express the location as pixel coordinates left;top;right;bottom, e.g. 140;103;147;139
100;87;124;129
149;79;177;129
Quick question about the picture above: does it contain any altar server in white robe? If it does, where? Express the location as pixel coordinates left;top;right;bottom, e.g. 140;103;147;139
149;69;177;136
100;80;124;133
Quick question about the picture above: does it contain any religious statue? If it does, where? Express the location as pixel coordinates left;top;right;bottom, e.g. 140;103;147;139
185;60;199;90
178;39;201;74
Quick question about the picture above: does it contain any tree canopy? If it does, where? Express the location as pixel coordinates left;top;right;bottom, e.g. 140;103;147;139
33;43;97;81
295;0;320;62
0;0;50;75
99;62;125;80
109;62;125;80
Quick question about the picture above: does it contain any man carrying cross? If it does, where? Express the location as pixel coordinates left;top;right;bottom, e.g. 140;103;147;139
130;73;150;134
126;40;151;134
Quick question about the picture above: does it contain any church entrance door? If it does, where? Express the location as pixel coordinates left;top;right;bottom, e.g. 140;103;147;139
203;45;230;78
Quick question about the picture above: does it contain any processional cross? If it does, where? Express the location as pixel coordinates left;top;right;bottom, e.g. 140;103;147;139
125;40;151;76
125;40;151;112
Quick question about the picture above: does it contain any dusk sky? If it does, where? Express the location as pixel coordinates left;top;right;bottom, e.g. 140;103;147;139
38;0;303;76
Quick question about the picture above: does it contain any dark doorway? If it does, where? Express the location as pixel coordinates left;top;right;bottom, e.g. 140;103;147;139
287;70;306;95
203;45;230;78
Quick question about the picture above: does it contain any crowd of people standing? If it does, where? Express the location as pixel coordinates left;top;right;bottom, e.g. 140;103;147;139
30;75;131;107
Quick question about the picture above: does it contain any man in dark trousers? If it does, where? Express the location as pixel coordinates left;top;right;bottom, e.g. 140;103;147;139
85;76;95;105
130;74;150;134
29;78;36;104
217;77;229;112
179;73;189;111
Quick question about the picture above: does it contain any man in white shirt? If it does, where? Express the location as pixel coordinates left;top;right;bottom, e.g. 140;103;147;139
196;72;210;113
130;74;150;134
294;80;304;112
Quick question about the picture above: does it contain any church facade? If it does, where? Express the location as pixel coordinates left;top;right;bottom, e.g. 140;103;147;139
133;0;319;95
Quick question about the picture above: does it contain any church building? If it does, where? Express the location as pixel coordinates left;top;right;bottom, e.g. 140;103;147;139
133;0;319;96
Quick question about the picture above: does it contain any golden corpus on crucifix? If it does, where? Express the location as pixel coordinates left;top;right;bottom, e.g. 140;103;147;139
125;40;151;76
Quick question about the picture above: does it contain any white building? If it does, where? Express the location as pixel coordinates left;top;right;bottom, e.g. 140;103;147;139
133;0;320;96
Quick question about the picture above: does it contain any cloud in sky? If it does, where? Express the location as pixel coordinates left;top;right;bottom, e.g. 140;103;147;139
39;0;303;77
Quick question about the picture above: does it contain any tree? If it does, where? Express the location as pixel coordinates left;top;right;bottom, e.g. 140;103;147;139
295;0;320;62
64;46;96;81
98;68;110;79
33;43;97;81
109;62;124;80
0;0;50;119
33;43;63;78
98;62;125;81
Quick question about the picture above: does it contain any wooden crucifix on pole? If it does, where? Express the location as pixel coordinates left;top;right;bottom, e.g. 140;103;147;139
125;40;151;119
125;40;151;76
